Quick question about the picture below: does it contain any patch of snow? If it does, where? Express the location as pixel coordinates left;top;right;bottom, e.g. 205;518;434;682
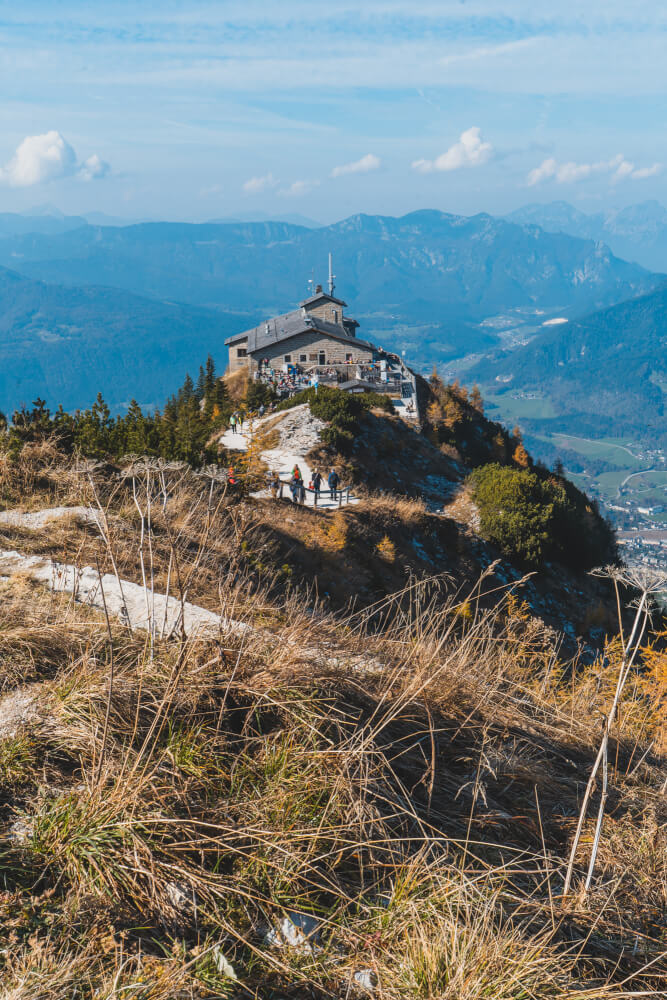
542;317;568;326
0;549;248;638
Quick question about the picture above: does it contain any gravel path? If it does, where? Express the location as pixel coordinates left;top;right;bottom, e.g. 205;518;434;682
220;405;358;510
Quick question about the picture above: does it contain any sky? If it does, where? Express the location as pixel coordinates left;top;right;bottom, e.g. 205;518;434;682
1;1;667;223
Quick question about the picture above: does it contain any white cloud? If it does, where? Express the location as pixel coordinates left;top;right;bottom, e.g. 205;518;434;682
526;157;559;186
527;152;662;186
0;131;108;187
280;179;320;197
631;162;663;179
78;153;110;181
242;172;279;194
412;127;493;173
331;153;381;178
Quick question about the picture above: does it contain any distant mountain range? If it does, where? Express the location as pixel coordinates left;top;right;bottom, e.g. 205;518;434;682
0;209;658;372
0;207;662;421
506;200;667;272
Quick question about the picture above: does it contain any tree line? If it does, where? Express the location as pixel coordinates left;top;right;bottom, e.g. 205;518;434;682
0;356;238;466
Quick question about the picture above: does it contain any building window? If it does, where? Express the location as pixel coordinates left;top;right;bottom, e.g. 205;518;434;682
284;354;292;363
299;354;307;362
308;353;318;361
345;353;352;363
319;352;326;365
333;309;339;323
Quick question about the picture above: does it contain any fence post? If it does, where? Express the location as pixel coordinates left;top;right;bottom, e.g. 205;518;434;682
346;486;350;506
338;490;342;509
313;489;317;509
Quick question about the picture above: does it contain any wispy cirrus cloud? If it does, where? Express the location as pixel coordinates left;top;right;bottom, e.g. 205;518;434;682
0;130;109;186
527;153;662;186
331;153;381;178
439;37;543;67
412;127;493;173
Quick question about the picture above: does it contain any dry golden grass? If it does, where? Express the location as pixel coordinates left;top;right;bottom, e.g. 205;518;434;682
0;447;664;997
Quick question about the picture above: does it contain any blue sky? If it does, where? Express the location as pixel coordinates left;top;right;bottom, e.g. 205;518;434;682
1;0;666;222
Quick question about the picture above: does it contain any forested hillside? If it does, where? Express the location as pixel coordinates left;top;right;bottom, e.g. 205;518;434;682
472;279;667;444
0;266;242;414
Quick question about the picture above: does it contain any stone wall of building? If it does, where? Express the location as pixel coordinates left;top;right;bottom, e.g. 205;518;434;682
228;331;373;373
304;301;347;328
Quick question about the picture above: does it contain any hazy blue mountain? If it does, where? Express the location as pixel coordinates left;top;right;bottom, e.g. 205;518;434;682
471;279;667;443
82;211;147;226
0;266;249;416
0;211;88;237
207;212;323;228
506;200;667;272
0;209;662;419
0;211;657;358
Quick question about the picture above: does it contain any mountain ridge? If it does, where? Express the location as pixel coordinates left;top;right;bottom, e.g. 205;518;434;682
506;199;667;271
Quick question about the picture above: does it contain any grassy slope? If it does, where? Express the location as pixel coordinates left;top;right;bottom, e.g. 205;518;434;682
0;447;665;997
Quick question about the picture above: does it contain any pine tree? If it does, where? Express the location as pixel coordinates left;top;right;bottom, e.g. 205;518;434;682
204;355;216;398
195;366;206;402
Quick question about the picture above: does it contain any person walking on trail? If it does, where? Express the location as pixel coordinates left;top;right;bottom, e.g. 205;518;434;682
289;473;300;504
237;410;244;430
258;403;265;418
229;413;237;435
328;467;340;502
311;469;322;502
269;470;282;499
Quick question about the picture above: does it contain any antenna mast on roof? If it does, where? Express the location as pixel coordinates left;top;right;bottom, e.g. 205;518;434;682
328;253;335;297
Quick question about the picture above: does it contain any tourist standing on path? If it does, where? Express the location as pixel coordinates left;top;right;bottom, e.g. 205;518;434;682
269;470;282;499
328;467;340;502
229;413;237;434
311;469;322;502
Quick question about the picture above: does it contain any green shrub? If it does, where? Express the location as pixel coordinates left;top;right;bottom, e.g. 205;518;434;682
468;463;616;571
277;386;393;454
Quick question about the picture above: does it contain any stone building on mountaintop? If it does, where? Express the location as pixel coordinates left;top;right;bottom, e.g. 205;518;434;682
225;267;376;375
225;259;419;418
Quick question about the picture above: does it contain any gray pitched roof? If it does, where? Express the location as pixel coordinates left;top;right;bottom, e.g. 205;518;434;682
299;290;348;309
225;308;377;354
